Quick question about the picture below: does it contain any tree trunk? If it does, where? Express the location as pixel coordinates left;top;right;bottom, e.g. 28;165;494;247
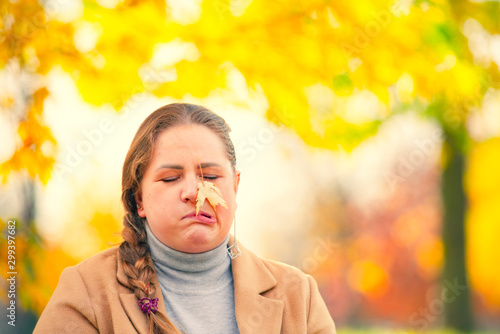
441;140;473;331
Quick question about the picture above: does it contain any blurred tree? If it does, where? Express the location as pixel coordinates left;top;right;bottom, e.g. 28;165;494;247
1;0;499;330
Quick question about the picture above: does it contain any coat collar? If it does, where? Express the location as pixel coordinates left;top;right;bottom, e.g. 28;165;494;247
116;236;284;334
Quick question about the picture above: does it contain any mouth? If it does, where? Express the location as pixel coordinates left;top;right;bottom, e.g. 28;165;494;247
184;211;216;224
199;212;212;219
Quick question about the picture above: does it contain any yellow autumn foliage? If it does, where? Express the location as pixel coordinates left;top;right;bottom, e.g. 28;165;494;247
3;0;497;184
0;88;56;184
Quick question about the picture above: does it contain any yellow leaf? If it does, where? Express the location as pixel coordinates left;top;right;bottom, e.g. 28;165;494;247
195;181;228;215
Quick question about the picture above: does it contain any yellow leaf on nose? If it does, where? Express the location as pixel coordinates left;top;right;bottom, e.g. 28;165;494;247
195;181;228;216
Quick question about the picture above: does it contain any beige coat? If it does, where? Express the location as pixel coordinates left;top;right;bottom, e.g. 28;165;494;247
34;236;336;333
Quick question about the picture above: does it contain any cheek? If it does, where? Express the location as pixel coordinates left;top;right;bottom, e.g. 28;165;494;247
144;192;157;207
217;189;236;218
225;191;237;214
148;184;170;199
144;188;172;212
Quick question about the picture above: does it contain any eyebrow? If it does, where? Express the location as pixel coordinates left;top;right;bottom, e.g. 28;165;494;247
155;162;222;171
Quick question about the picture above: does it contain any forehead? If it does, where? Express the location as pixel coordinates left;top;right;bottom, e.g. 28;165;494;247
152;124;229;165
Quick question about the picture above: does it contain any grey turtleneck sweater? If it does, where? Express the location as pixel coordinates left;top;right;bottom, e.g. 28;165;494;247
145;223;240;334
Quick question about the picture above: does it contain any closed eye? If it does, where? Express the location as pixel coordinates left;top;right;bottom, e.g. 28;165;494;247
162;177;179;183
162;175;217;182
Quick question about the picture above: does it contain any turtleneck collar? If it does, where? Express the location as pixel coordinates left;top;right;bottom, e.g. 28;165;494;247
145;222;233;293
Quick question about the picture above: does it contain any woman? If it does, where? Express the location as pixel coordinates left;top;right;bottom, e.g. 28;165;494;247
34;103;336;333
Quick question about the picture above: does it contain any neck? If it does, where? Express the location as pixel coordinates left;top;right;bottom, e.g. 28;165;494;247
145;223;232;291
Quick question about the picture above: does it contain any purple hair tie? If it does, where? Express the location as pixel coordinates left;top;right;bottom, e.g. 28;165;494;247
137;297;159;315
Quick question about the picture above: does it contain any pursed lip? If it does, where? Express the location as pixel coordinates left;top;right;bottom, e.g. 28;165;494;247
183;210;216;224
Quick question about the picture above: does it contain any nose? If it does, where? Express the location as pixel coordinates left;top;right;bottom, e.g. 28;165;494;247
181;174;198;203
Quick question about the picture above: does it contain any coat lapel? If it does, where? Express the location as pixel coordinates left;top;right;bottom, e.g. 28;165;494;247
116;251;169;334
230;236;284;334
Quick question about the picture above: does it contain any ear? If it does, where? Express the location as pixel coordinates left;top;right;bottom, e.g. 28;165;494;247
233;170;241;194
135;190;146;218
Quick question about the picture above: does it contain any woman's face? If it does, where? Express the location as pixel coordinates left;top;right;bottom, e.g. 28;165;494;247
135;124;240;253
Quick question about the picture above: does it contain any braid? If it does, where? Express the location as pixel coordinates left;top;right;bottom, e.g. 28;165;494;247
118;213;182;334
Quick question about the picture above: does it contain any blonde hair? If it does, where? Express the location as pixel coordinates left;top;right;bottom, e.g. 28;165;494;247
119;103;236;333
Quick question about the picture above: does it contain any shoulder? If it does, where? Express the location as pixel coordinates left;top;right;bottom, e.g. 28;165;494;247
59;247;120;289
49;246;127;317
237;241;313;294
70;247;118;272
75;247;118;270
260;257;311;287
35;248;133;333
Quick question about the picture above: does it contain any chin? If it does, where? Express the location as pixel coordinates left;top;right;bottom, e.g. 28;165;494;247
184;230;219;251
